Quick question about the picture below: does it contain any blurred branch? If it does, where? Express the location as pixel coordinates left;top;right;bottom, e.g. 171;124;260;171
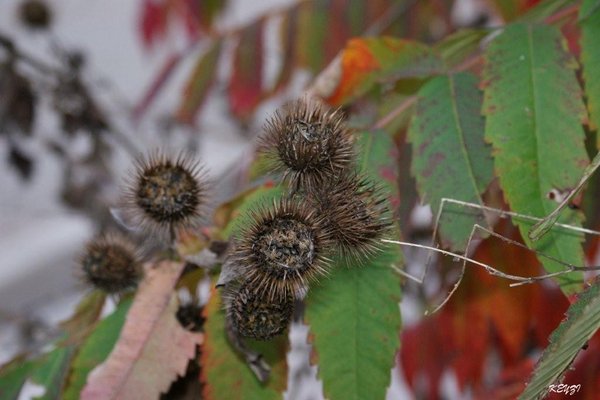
0;31;140;157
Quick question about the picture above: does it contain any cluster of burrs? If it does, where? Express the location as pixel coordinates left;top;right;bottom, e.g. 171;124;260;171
223;98;390;341
79;152;209;295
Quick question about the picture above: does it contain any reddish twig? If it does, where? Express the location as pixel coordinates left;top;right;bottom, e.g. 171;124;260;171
132;52;184;123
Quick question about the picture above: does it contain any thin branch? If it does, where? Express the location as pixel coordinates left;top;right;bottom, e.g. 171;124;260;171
386;196;600;314
529;151;600;241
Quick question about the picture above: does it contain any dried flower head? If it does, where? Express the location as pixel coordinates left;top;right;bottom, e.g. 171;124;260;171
124;152;208;238
233;198;331;300
308;174;390;259
80;234;143;293
225;281;294;340
260;98;355;192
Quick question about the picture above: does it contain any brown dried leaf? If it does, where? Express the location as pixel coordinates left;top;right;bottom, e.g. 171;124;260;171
81;261;203;400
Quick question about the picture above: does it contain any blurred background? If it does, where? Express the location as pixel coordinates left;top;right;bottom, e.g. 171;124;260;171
0;0;501;398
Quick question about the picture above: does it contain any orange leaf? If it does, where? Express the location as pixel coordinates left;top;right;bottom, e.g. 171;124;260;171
314;37;442;106
400;223;569;398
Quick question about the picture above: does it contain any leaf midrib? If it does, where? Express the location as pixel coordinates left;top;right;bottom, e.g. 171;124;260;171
526;24;545;220
525;25;566;253
447;74;486;210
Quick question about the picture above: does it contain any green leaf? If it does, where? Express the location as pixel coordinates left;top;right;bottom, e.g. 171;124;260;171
482;23;588;293
580;1;600;142
518;280;600;399
579;0;600;21
296;1;329;72
196;0;228;29
31;347;74;400
0;291;106;400
201;286;288;400
305;243;402;400
433;29;488;69
222;185;285;239
176;42;221;124
0;357;35;400
63;299;133;400
356;130;400;209
408;72;494;251
305;128;402;400
0;348;73;400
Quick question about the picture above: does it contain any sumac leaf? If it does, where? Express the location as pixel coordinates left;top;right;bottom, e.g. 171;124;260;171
305;243;402;400
519;279;600;399
482;23;588;293
408;72;493;251
579;0;600;141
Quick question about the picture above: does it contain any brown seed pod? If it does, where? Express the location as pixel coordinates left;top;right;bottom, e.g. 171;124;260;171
259;98;355;192
19;0;52;30
124;152;209;238
80;234;143;293
225;281;294;340
233;198;332;300
308;173;390;260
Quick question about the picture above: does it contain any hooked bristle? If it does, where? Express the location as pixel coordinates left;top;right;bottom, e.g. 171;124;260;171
232;197;332;300
259;98;355;192
80;233;143;293
123;151;209;238
224;280;294;340
308;173;391;260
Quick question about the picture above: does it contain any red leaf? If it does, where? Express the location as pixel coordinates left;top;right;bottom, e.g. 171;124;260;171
400;223;569;398
228;20;264;121
81;261;202;400
140;0;167;48
134;53;183;122
176;0;202;41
